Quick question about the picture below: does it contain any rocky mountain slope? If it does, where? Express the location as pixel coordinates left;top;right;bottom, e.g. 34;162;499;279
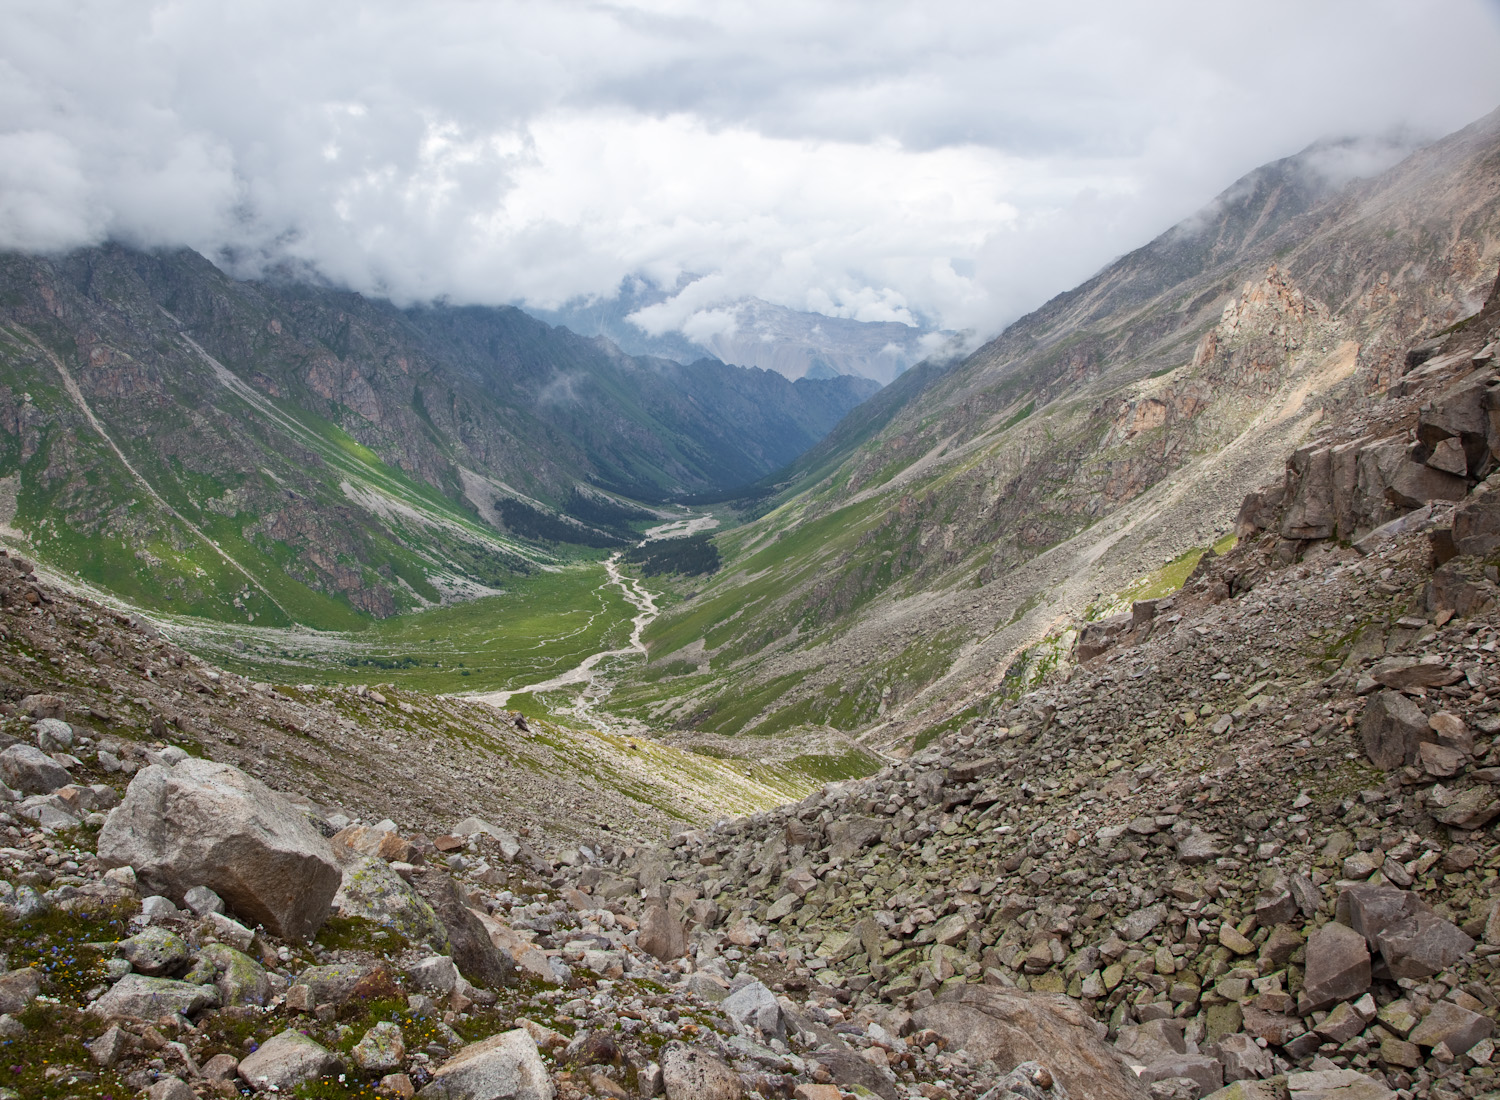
0;293;1496;1100
620;109;1500;749
0;246;875;626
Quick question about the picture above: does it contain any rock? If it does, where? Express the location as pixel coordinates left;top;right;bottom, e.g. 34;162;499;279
639;902;689;961
1253;885;1297;927
913;987;1149;1100
722;980;785;1042
1177;831;1223;865
119;926;190;976
428;873;514;989
238;1029;342;1092
1218;924;1255;955
1374;910;1474;979
0;970;38;1015
354;1021;408;1073
18;694;65;719
183;885;225;916
97;759;341;940
1147;1082;1198;1100
385;1074;419;1099
1116;1020;1186;1065
86;1024;130;1067
1284;1069;1393;1099
410;955;459;994
1201;1085;1280;1100
1407;1000;1494;1054
1426;784;1500;829
1369;656;1462;690
32;718;72;752
1358;691;1429;770
1313;1001;1368;1044
826;816;883;860
1301;922;1370;1011
197;942;271;1006
88;974;218;1018
1259;925;1303;968
146;1078;195;1100
201;1053;239;1081
205;911;256;952
299;962;374;1004
418;1028;554;1100
1140;1055;1222;1096
1342;884;1420;949
1376;1000;1419;1039
813;1048;900;1100
1118;905;1167;942
0;744;70;794
1419;742;1467;777
660;1041;744;1100
334;854;449;951
1215;1034;1272;1082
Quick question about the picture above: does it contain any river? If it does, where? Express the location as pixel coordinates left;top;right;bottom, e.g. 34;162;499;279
468;511;716;718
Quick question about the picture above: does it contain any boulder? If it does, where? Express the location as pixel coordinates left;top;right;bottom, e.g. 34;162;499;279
0;969;39;1014
913;987;1148;1100
1358;691;1429;770
722;980;785;1043
417;1028;554;1100
428;873;515;989
409;955;459;995
238;1029;342;1092
146;1078;195;1100
97;759;341;940
1374;911;1474;979
1284;1069;1393;1099
1426;784;1500;829
660;1041;744;1100
1215;1034;1272;1081
0;744;70;794
1342;884;1421;949
118;926;190;976
826;817;883;860
353;1021;407;1074
1407;1000;1493;1055
334;854;449;950
1369;656;1462;690
811;1048;900;1100
33;718;73;752
196;943;271;1007
88;974;218;1018
1301;922;1370;1011
1139;1055;1222;1095
298;962;373;1004
18;693;65;719
638;902;689;961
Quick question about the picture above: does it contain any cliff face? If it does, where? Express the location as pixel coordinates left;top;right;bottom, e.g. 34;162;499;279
624;108;1500;746
0;246;876;625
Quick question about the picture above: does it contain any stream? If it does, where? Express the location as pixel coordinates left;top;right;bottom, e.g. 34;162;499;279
469;512;716;718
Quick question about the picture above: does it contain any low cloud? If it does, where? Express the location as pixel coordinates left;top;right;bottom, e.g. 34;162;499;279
2;1;1498;342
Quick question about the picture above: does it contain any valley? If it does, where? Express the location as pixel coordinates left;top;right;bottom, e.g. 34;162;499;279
0;101;1498;1100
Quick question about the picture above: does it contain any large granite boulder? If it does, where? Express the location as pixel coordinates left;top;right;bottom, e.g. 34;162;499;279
417;1028;554;1100
97;760;341;940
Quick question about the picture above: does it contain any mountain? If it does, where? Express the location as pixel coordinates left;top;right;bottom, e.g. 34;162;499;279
526;275;954;384
616;108;1500;747
0;245;876;627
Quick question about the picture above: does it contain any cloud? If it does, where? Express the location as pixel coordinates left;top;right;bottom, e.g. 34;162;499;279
2;0;1499;341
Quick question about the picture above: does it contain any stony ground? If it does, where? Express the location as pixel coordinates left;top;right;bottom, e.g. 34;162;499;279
0;307;1498;1100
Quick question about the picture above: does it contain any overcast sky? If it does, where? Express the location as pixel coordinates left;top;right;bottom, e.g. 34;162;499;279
4;1;1500;342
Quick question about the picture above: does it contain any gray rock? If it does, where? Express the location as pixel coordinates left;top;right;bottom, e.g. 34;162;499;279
1302;922;1370;1011
238;1029;342;1092
428;873;514;989
197;942;271;1006
118;926;190;976
418;1028;554;1100
1284;1068;1393;1099
826;816;883;860
1341;884;1419;949
1117;904;1167;942
722;980;784;1043
86;1024;130;1067
0;744;70;795
139;895;179;923
1374;910;1474;979
980;1061;1073;1100
32;719;72;752
1358;691;1428;770
146;1078;194;1100
353;1020;407;1073
1215;1034;1272;1082
97;759;341;940
0;969;39;1015
639;902;688;961
660;1040;744;1100
1406;1000;1493;1054
1140;1056;1222;1096
1177;832;1223;865
812;1047;901;1100
335;855;449;950
183;885;225;916
914;987;1149;1100
1426;784;1500;829
409;955;459;995
88;973;218;1018
297;962;372;1004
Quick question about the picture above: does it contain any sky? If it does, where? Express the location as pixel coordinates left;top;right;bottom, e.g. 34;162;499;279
3;1;1500;345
